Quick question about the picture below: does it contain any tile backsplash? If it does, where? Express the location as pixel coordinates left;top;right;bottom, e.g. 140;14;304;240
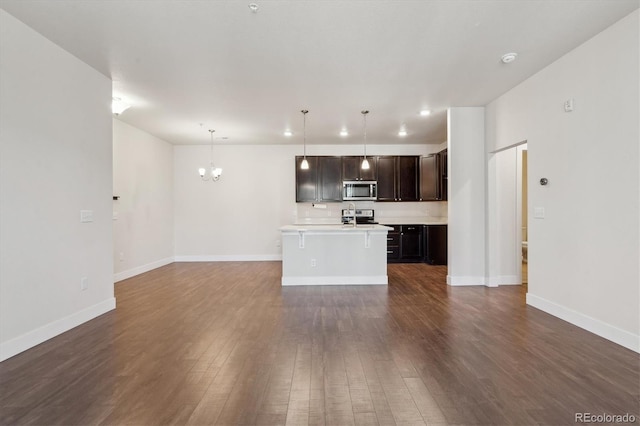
295;201;447;221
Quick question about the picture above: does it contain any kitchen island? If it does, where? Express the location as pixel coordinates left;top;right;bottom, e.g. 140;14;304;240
280;224;392;286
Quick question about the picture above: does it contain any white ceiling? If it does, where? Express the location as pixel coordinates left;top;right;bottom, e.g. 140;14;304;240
1;0;638;145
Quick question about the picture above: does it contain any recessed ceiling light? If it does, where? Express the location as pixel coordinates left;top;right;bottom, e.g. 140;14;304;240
248;3;259;13
419;110;431;116
340;129;349;137
398;130;408;137
501;52;518;64
284;130;293;137
112;97;130;115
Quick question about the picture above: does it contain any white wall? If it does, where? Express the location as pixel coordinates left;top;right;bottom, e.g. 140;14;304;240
485;10;639;351
174;143;444;260
113;120;174;281
0;10;115;361
447;107;487;286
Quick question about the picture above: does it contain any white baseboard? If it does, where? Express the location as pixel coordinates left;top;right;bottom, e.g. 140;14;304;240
447;275;486;286
282;275;388;286
0;297;116;362
486;275;521;286
114;257;174;282
526;293;639;353
175;254;282;262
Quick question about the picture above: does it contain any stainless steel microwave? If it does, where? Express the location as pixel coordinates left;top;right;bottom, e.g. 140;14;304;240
343;181;377;201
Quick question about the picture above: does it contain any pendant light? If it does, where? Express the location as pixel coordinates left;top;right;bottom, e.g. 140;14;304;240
198;129;223;181
300;110;309;170
361;110;370;170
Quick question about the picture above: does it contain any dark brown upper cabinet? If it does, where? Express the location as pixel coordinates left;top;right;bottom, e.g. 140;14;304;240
376;156;397;201
295;156;318;202
342;156;377;181
397;156;419;201
295;154;444;203
318;156;342;202
295;156;342;202
440;149;448;201
420;154;440;201
376;156;419;202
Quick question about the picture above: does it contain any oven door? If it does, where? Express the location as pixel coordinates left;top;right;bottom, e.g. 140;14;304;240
343;181;377;200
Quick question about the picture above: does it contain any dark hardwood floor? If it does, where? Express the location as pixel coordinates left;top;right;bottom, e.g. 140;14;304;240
1;262;638;425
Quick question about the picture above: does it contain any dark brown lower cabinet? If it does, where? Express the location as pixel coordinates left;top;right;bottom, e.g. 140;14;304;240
399;225;423;261
384;224;447;265
384;224;423;263
386;226;400;261
424;225;448;265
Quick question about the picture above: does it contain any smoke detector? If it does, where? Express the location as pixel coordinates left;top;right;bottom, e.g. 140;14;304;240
501;52;518;64
249;3;259;13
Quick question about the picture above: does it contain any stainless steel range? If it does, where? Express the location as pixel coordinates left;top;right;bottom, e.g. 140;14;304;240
341;208;378;225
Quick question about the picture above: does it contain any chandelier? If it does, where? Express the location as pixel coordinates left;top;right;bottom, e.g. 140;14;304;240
198;129;223;181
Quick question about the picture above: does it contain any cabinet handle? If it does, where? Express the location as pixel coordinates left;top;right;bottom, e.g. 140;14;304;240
387;250;393;254
387;238;393;241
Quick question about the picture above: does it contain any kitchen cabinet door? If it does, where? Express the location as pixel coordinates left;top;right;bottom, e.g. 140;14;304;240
318;156;342;201
385;225;401;261
342;156;377;181
376;156;397;201
420;154;440;201
397;156;419;201
439;149;448;201
295;156;318;202
400;225;423;260
360;157;377;181
342;156;361;181
425;225;448;265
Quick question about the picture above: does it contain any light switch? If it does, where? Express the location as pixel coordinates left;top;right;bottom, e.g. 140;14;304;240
564;98;574;112
80;210;94;223
533;207;545;219
113;211;118;220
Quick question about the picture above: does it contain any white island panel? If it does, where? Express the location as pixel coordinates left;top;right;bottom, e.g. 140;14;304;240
280;225;391;286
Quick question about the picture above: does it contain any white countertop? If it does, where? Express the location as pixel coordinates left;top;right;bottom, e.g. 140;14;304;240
377;217;448;225
293;217;447;226
281;224;393;233
293;218;343;225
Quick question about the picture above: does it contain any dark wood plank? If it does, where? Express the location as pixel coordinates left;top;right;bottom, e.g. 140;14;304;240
0;261;637;426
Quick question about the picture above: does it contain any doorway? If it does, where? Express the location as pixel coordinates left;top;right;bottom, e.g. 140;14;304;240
487;141;528;286
519;147;528;285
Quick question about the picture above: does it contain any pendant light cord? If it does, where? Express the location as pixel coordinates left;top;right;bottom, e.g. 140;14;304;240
209;129;215;165
362;110;369;159
302;109;308;159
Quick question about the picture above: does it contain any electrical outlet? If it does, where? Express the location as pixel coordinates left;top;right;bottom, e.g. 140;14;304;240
80;210;93;223
310;259;316;267
275;240;281;248
81;277;88;291
119;252;124;262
